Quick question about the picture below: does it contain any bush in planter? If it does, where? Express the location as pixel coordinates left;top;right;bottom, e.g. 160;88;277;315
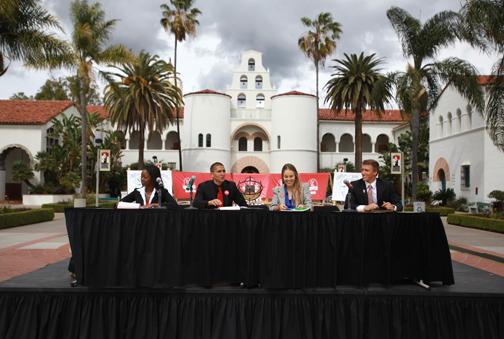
416;182;432;204
448;197;468;212
0;208;54;229
489;190;504;212
432;188;456;206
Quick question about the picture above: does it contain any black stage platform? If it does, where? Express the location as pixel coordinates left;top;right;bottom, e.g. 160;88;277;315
0;260;502;339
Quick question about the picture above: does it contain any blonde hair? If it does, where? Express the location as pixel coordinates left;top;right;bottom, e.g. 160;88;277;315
281;163;302;206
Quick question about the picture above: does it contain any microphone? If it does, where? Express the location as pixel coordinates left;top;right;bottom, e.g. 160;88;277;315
155;177;164;188
343;179;353;190
187;175;196;188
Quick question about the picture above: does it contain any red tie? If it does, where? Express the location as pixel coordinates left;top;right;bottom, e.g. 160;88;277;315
367;185;374;204
217;186;224;205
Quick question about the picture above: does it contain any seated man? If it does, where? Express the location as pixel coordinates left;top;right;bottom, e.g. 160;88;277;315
194;162;248;208
350;159;403;212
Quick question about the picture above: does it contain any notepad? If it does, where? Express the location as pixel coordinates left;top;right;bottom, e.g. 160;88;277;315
217;206;241;211
117;202;140;209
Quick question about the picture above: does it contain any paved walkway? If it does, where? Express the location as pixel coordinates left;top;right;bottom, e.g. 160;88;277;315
0;214;503;282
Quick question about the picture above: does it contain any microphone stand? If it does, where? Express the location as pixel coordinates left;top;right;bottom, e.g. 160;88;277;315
157;185;163;209
342;188;355;212
186;181;197;210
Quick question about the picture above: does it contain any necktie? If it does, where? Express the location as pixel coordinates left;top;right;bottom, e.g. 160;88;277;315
367;185;374;204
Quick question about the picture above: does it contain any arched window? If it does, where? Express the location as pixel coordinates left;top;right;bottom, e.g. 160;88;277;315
363;134;372;152
239;137;247;151
320;133;336;152
277;135;281;149
198;133;203;147
447;112;452;135
147;131;162;150
206;133;211;147
165;131;179;150
248;58;255;71
254;137;263;151
439;115;444;137
255;75;263;89
46;127;58;150
256;94;265;108
238;93;246;107
129;131;141;150
240;75;248;89
375;134;389;152
456;108;462;132
339;134;354;152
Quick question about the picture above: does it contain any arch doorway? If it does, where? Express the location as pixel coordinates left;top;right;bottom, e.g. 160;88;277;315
241;166;259;174
438;169;446;191
0;145;33;201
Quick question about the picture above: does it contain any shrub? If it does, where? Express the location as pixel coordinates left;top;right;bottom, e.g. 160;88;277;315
0;208;54;229
432;188;456;206
448;197;468;212
447;213;504;234
404;206;455;216
416;182;432;203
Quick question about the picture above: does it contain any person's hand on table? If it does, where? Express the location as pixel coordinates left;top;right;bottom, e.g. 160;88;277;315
208;199;223;207
364;203;379;212
381;201;396;211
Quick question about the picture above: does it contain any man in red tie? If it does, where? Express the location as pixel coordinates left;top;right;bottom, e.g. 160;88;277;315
350;159;402;212
193;162;248;208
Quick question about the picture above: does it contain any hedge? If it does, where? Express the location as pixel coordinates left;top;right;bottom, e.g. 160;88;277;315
447;214;504;234
42;201;116;212
404;206;455;216
0;208;55;229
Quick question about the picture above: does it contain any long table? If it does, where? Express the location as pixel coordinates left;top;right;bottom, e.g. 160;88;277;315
65;208;454;288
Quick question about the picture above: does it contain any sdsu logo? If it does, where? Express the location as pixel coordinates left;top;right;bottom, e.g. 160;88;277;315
308;178;318;195
182;177;196;192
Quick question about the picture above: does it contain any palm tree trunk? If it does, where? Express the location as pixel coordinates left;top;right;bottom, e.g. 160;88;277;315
410;106;420;201
139;122;145;169
315;61;320;172
173;37;183;171
79;78;88;198
355;108;363;171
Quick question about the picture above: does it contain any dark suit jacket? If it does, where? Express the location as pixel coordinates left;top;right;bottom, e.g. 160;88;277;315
194;180;248;209
349;178;403;211
120;188;178;208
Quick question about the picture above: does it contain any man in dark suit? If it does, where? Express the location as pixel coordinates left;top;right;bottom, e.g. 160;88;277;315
194;162;248;208
350;159;403;212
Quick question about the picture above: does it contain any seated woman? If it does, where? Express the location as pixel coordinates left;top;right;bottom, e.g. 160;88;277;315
120;164;178;208
270;163;312;211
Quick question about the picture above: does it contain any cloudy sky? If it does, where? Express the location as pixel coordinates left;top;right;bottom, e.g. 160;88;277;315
0;0;498;107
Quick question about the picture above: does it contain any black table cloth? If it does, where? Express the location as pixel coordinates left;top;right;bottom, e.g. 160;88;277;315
65;209;454;288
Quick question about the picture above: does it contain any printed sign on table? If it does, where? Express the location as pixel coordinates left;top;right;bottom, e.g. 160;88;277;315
332;171;362;201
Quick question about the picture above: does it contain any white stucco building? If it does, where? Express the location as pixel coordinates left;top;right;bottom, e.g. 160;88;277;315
429;76;504;203
0;50;406;200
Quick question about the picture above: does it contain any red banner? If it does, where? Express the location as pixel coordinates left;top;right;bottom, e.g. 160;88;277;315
171;172;329;201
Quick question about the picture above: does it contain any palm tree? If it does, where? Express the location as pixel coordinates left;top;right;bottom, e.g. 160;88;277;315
325;53;392;171
103;52;182;167
160;0;201;171
459;0;504;151
298;12;342;171
387;7;485;200
67;0;132;197
0;0;72;77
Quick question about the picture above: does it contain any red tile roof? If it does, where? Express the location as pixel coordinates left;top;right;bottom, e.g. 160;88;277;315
319;109;407;122
87;105;109;119
478;75;494;85
184;89;231;98
0;100;73;125
271;91;316;99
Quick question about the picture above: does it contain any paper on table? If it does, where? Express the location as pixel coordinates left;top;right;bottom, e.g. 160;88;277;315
217;205;241;211
117;201;140;209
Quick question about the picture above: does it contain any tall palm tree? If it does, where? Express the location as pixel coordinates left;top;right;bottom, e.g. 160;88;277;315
325;53;392;171
160;0;201;171
298;12;342;171
0;0;72;77
103;52;182;167
459;0;504;151
387;7;485;200
67;0;132;197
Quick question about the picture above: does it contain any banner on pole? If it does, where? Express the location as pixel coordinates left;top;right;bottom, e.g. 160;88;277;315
390;152;402;174
99;149;110;171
